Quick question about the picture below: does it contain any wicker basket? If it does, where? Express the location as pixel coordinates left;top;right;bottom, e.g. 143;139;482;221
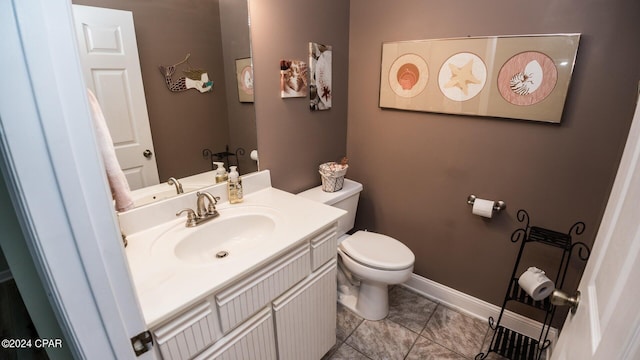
319;162;348;192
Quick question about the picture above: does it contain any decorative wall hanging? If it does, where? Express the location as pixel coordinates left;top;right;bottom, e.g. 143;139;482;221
379;34;580;123
309;42;332;111
235;57;254;102
159;53;213;93
280;59;308;98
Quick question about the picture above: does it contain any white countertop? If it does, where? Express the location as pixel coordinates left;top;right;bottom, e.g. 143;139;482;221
124;184;345;328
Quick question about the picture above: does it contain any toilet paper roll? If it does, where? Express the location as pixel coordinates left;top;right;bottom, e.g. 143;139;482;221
518;267;555;301
472;198;495;218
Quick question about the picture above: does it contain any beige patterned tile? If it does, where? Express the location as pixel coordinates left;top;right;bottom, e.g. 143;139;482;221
337;303;364;341
321;336;343;360
346;318;418;360
328;343;371;360
406;336;467;360
387;286;437;333
421;305;488;358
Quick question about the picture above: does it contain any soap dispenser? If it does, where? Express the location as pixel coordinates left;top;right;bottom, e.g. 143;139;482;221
227;166;243;203
214;162;228;183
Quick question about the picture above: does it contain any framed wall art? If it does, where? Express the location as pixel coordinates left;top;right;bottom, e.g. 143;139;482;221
309;42;332;111
379;34;581;123
235;57;254;102
280;59;308;98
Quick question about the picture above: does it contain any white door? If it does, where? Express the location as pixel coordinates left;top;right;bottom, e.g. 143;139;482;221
72;5;159;190
2;0;158;358
552;93;640;359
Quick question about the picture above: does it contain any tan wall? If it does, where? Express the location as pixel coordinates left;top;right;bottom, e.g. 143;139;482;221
250;0;350;193
346;0;640;325
79;0;640;328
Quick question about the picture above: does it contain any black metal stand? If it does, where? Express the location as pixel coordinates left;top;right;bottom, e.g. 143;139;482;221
476;209;591;360
202;145;245;173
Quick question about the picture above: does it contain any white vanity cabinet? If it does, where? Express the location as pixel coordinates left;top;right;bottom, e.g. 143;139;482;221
273;258;337;360
150;223;339;360
152;301;224;359
193;308;277;360
215;242;311;333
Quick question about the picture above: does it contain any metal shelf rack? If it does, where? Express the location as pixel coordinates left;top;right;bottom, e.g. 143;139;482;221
476;209;591;360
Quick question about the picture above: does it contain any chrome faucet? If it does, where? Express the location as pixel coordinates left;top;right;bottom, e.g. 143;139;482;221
196;191;219;218
176;191;220;227
167;177;184;194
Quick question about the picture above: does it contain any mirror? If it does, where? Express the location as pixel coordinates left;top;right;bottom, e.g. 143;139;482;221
72;0;257;209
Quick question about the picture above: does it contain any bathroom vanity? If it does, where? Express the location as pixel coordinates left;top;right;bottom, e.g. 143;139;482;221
119;171;345;359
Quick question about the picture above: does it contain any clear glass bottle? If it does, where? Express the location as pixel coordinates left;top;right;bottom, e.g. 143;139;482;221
214;162;228;183
227;166;243;203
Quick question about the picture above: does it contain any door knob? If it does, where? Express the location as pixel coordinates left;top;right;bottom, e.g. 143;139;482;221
550;289;581;314
143;149;153;159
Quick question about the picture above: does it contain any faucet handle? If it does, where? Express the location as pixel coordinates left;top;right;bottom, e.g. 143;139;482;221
176;208;197;227
196;192;220;216
207;196;221;214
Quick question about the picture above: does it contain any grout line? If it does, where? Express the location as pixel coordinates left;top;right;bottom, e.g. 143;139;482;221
412;303;485;360
402;332;421;360
403;303;440;359
390;303;441;359
334;286;493;360
323;339;343;360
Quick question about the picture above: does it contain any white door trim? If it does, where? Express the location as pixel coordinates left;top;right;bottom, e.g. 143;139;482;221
0;0;155;359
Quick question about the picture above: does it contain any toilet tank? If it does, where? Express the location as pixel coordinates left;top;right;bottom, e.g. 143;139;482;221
297;179;363;237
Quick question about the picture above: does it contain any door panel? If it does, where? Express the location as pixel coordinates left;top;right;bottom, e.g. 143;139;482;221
73;5;159;190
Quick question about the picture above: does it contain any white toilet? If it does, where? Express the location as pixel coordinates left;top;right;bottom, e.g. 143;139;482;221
298;179;415;320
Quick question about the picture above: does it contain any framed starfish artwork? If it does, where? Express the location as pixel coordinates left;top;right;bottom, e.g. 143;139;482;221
379;34;580;123
309;42;332;111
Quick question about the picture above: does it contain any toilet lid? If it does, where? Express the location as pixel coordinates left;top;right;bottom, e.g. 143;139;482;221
339;231;414;270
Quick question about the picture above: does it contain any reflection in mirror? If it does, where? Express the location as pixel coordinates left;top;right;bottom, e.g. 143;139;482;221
72;0;257;209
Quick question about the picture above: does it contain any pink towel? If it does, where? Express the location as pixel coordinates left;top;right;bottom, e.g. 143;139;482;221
87;89;134;212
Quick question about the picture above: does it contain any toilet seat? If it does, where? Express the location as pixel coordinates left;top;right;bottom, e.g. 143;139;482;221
339;231;414;271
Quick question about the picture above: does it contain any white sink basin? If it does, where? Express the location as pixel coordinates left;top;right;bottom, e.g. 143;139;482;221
151;205;282;264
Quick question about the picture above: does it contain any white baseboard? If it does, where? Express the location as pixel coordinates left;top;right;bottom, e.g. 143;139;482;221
402;273;557;351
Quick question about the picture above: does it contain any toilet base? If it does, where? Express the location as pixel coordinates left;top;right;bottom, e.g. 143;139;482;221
338;281;389;321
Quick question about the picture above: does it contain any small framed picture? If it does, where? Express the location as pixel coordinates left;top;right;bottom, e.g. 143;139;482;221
309;42;332;110
235;57;254;103
280;59;308;98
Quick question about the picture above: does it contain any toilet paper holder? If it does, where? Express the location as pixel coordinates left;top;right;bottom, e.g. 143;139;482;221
467;195;506;213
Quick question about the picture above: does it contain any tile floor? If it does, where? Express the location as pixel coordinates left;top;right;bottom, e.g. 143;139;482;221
322;285;502;360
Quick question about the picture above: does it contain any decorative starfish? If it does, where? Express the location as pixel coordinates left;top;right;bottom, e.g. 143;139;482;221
444;59;481;95
321;85;331;101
